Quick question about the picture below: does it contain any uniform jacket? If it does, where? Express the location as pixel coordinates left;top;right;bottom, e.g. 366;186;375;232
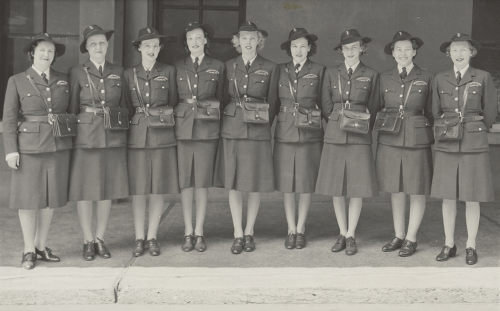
322;62;380;145
221;54;279;141
275;59;326;143
124;62;178;149
3;68;72;155
67;60;129;149
174;56;225;140
432;66;497;153
377;65;434;148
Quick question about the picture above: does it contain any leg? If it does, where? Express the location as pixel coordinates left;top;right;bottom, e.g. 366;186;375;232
132;195;147;240
244;192;261;236
406;195;426;242
19;209;37;253
442;199;457;247
346;197;363;238
465;202;480;249
333;196;348;236
34;208;54;250
229;190;244;238
181;187;194;236
194;188;208;236
296;193;312;234
283;193;297;234
77;200;94;242
146;194;165;240
95;200;112;240
391;192;406;239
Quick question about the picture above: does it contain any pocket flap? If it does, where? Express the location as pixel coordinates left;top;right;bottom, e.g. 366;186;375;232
343;110;371;120
54;114;77;124
77;113;94;124
174;105;189;118
466;122;486;132
223;104;237;116
107;107;128;117
251;75;269;84
18;122;40;133
148;106;173;116
244;102;269;111
435;116;460;127
329;112;341;121
196;98;220;109
412;118;431;128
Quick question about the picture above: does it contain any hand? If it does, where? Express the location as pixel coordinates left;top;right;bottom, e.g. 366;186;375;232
7;155;19;169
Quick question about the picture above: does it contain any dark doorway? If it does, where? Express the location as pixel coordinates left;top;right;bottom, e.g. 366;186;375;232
471;0;500;73
153;0;246;66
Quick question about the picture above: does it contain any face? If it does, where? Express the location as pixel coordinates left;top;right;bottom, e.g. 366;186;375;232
139;38;161;62
392;40;416;67
186;28;207;56
290;37;310;63
449;41;472;69
341;41;361;63
86;34;108;61
239;31;259;55
32;41;55;70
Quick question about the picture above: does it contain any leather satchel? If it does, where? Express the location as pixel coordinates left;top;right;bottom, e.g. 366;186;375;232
434;83;469;141
133;68;174;128
337;72;370;134
184;67;220;120
374;83;413;134
233;63;269;124
27;75;77;137
285;68;322;130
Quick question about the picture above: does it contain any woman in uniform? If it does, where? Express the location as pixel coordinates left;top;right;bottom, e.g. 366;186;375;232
3;33;70;269
123;27;179;257
275;28;325;249
432;33;497;265
215;21;279;254
174;22;225;252
68;25;129;261
376;31;434;257
316;29;380;256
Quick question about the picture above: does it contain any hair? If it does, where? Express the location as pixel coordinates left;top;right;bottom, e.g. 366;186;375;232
445;41;478;58
390;39;419;59
285;37;317;58
183;29;211;55
231;31;266;53
27;40;58;66
339;40;368;56
135;38;164;52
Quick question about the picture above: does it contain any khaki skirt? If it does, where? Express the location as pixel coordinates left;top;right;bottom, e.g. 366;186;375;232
177;140;218;189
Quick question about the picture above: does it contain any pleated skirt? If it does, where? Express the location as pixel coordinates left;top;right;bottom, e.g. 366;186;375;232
177;140;218;189
431;151;494;202
375;144;433;195
273;141;322;193
214;138;275;192
69;147;129;201
316;143;379;198
10;150;70;209
128;147;180;195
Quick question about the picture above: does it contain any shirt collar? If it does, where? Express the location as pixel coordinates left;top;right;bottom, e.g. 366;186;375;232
293;58;307;70
454;64;469;78
191;53;205;65
143;61;156;72
90;59;106;71
398;63;414;75
31;66;50;81
345;61;360;73
242;53;258;66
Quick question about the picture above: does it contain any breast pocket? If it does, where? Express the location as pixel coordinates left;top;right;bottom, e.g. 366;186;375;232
250;75;269;97
438;86;453;108
354;81;371;102
382;85;397;107
466;86;482;109
301;78;318;98
409;84;428;107
204;74;219;93
21;93;41;109
107;79;122;101
153;81;169;103
57;85;70;105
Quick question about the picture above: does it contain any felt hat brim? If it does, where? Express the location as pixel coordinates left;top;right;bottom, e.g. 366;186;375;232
80;29;114;53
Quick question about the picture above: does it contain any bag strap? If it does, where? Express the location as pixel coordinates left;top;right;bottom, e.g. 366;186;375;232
184;63;195;100
337;71;345;109
26;74;51;115
460;83;470;119
401;82;413;111
83;66;101;109
133;67;150;116
232;63;242;105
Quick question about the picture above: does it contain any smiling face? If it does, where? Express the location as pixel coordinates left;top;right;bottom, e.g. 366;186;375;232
32;41;55;72
239;31;259;56
186;28;207;57
392;40;416;67
449;41;472;70
86;34;108;63
341;41;361;65
138;38;161;62
290;37;310;63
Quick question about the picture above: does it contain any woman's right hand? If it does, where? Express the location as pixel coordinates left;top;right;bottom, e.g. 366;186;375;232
7;154;19;169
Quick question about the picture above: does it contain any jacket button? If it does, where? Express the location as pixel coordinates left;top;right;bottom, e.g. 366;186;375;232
145;82;148;86
348;81;350;85
194;84;197;88
418;90;421;92
162;86;165;89
401;85;404;88
346;91;349;94
78;120;80;122
101;90;105;93
28;94;30;96
193;96;197;99
473;91;476;94
195;74;198;78
192;107;194;110
46;87;50;91
479;128;482;130
47;97;51;101
48;108;52;112
364;87;366;89
455;87;458;90
262;80;264;83
100;79;104;83
146;93;149;97
311;83;313;85
399;94;403;97
24;129;26;131
455;97;458;101
133;88;135;90
244;85;247;88
101;101;105;104
385;90;388;92
212;78;214;81
146;104;150;107
180;78;183;80
294;80;297;83
245;75;248;78
243;95;247;98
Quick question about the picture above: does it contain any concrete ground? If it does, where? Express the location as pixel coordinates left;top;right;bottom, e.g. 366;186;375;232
0;198;499;306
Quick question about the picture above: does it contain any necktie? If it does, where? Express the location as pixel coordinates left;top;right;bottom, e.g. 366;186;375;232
98;65;103;77
245;61;251;72
348;68;353;80
41;73;48;84
294;63;301;76
194;57;199;71
146;70;150;79
456;71;461;85
400;67;407;80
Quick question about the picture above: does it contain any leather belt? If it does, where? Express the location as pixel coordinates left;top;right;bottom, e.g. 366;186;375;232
232;96;265;107
333;103;366;112
442;112;483;123
82;107;104;115
24;116;49;123
384;109;423;117
136;107;146;113
280;106;295;112
179;98;196;105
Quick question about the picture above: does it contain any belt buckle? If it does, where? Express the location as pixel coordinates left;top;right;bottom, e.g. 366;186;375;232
345;101;351;109
47;113;54;125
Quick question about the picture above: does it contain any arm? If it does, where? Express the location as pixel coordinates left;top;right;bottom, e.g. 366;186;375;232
482;72;498;129
316;65;326;111
169;66;179;109
431;75;443;120
367;71;381;130
122;71;135;118
424;73;435;126
3;77;21;168
321;69;334;122
67;67;81;115
267;63;279;126
216;63;226;107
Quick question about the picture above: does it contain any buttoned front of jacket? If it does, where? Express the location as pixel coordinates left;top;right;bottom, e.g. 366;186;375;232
174;56;225;140
68;60;129;149
322;62;380;145
3;68;73;155
124;62;178;149
221;54;279;140
432;67;497;153
275;59;325;143
377;65;434;148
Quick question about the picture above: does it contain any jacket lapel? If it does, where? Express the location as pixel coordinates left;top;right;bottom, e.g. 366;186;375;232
459;67;475;87
445;68;458;87
388;66;403;84
147;62;162;81
404;65;419;84
102;61;114;78
197;56;210;73
247;54;264;74
134;64;148;81
26;67;46;86
84;60;101;78
48;69;60;86
185;56;197;74
350;62;366;81
296;59;312;79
